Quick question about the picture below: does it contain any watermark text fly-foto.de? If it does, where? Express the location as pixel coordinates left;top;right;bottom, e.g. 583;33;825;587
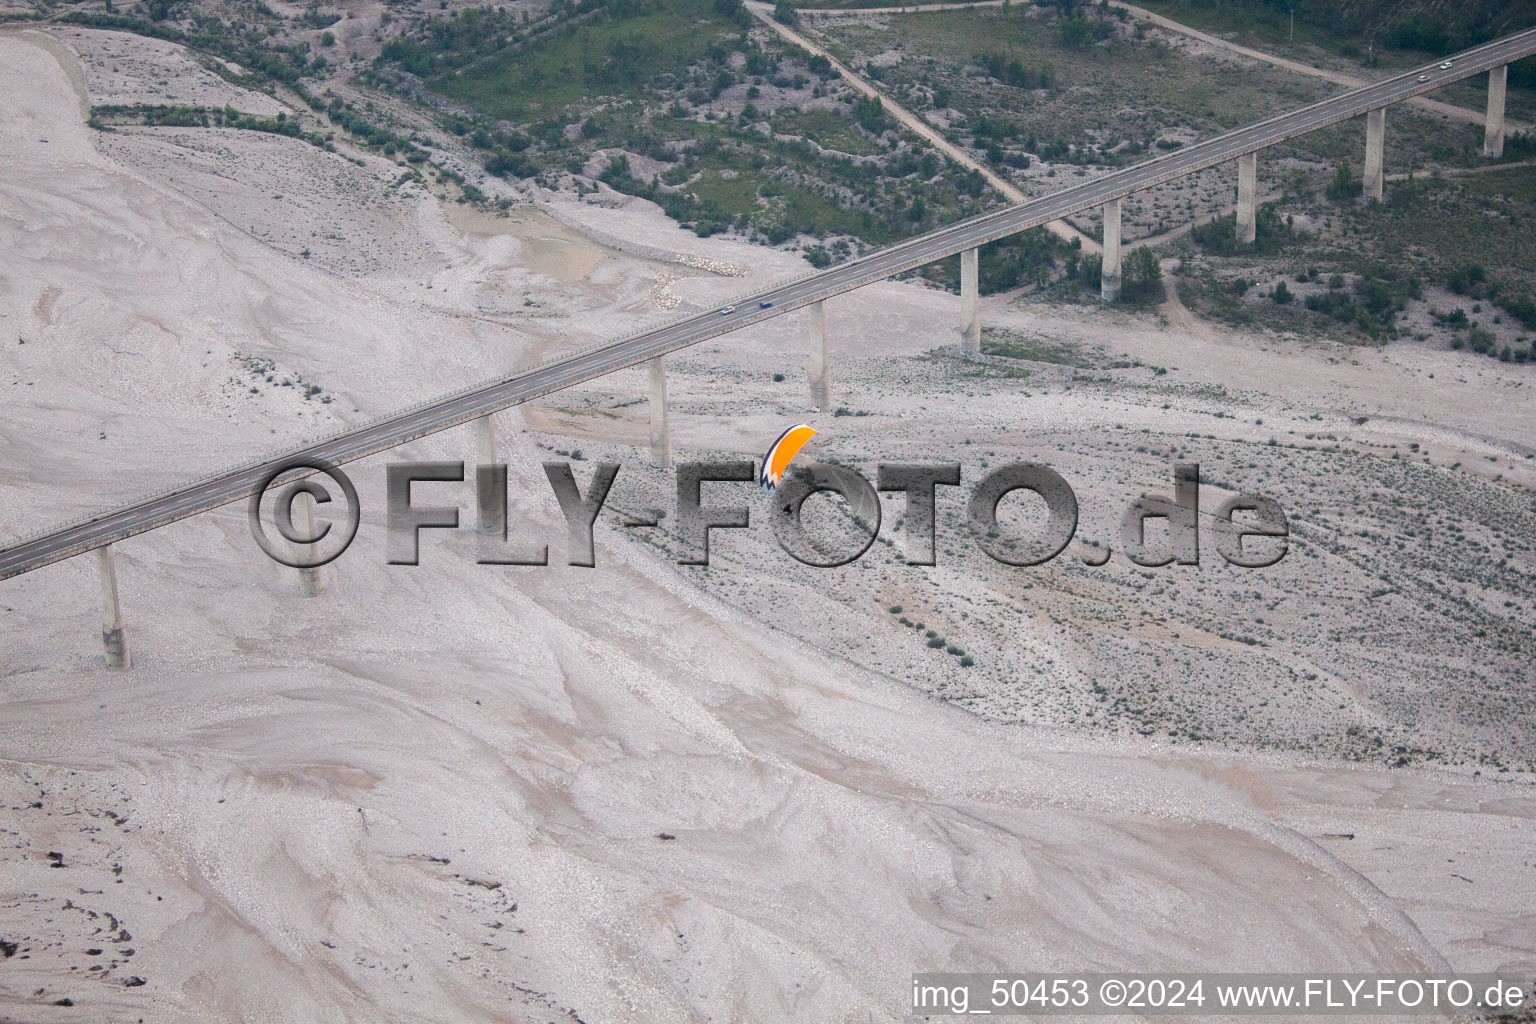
249;456;1288;572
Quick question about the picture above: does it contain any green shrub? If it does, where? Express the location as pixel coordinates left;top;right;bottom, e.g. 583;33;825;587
1118;247;1164;307
1326;164;1357;201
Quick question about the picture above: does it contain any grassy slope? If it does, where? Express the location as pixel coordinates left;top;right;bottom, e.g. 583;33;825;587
808;5;1535;343
429;0;745;119
1128;0;1536;119
813;6;1491;176
382;0;1011;250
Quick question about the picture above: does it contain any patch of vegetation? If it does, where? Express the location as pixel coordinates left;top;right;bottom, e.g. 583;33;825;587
1178;162;1536;344
980;326;1094;366
771;106;883;155
370;0;1007;245
923;228;1074;295
60;9;327;86
1130;0;1536;87
1059;246;1163;305
1300;273;1416;339
50;5;457;174
1190;204;1299;256
383;0;752;120
1116;246;1166;306
318;94;434;161
805;0;1511;263
976;52;1058;91
1325;163;1358;202
89;103;334;147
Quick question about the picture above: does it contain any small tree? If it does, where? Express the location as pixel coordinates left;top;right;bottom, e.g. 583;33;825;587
1059;16;1092;48
1325;164;1356;202
1273;280;1294;304
1119;247;1165;306
1077;252;1103;289
852;95;887;133
773;0;796;25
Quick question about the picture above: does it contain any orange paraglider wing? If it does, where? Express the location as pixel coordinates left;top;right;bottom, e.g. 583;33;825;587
760;424;819;490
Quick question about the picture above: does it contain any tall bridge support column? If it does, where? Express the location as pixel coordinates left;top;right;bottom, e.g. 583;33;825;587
1485;65;1507;158
95;544;129;669
474;414;499;533
807;300;830;411
1363;107;1386;202
647;355;671;470
1236;152;1258;246
295;489;323;597
1100;198;1122;302
475;413;497;468
960;247;980;352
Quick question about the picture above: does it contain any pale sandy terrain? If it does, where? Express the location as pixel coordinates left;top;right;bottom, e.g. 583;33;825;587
1;27;1534;1024
49;25;292;117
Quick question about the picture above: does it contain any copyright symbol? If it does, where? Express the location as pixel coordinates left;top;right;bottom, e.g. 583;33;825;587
1100;980;1126;1008
248;458;359;569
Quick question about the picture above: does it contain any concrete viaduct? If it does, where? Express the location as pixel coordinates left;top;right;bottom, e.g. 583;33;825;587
1;28;1532;666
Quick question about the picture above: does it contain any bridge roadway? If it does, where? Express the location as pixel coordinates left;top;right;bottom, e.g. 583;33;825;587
3;27;1534;581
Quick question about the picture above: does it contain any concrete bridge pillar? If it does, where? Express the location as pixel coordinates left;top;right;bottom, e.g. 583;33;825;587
1236;152;1257;246
807;300;830;411
1100;198;1122;302
295;488;323;596
960;247;980;352
1363;107;1386;202
95;544;129;669
1485;64;1507;158
475;413;497;468
474;414;499;532
648;355;671;469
